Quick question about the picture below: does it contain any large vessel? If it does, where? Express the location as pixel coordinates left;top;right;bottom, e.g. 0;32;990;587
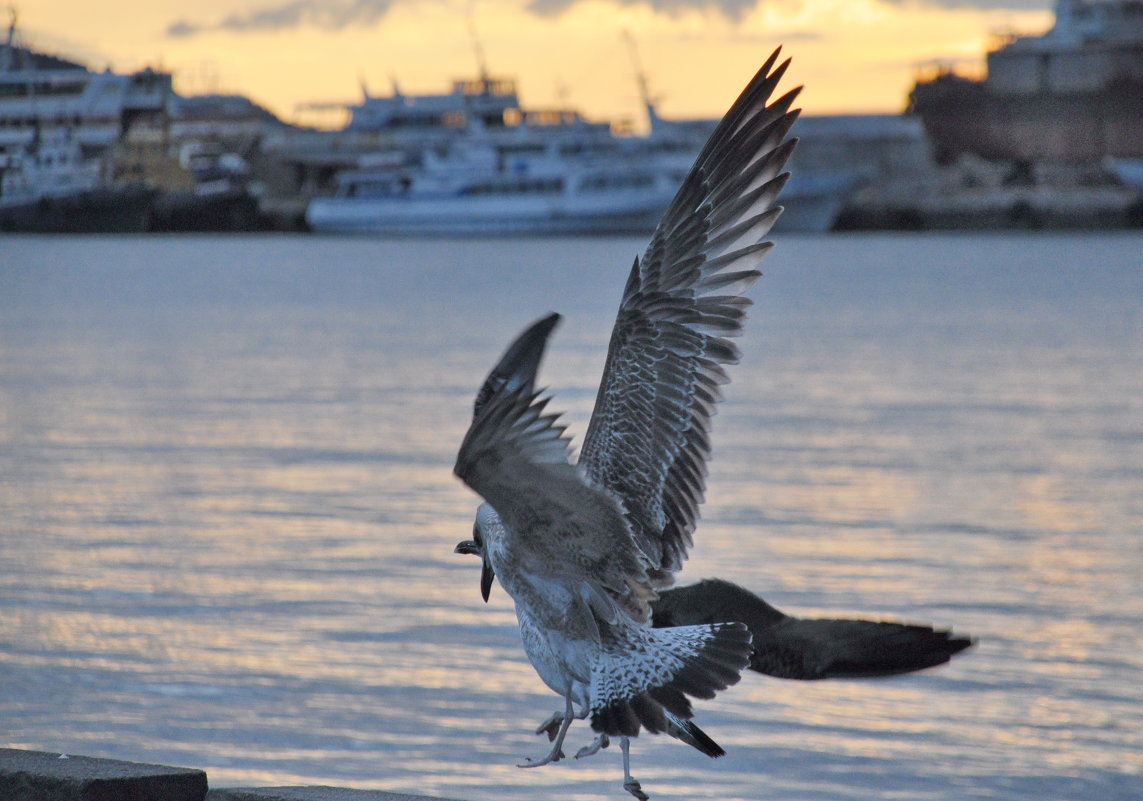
345;73;616;143
306;143;857;236
303;67;860;234
0;13;271;232
0;128;153;232
306;133;690;235
909;0;1143;164
0;12;168;231
0;13;171;153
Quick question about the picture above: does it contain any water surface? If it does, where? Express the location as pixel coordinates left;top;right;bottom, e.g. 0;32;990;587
1;232;1141;800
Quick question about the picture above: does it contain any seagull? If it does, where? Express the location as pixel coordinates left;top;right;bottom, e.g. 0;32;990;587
452;49;972;799
453;48;796;798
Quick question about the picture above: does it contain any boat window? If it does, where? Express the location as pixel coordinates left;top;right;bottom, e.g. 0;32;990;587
441;111;466;128
580;173;656;191
341;179;402;198
462;178;563;195
32;80;87;96
500;144;546;156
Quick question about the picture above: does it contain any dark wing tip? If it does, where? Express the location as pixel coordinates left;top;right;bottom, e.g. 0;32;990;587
652;579;974;680
473;312;561;420
753;617;975;680
675;719;725;758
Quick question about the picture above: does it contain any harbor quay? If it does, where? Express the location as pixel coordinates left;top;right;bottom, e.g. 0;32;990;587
4;2;1142;234
0;749;470;801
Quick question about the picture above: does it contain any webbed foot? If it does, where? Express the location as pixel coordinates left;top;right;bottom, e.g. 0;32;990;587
619;735;650;800
575;734;610;759
624;777;650;801
535;711;564;742
518;744;565;768
520;697;574;768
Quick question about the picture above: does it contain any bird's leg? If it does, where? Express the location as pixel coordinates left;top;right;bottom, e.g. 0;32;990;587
537;702;594;743
519;695;574;768
535;710;564;742
575;733;609;759
620;736;649;801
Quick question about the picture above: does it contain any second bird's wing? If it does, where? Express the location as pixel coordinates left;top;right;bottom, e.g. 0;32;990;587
652;579;974;679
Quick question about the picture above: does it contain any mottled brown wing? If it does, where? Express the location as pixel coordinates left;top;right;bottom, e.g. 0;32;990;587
580;49;801;583
455;318;656;623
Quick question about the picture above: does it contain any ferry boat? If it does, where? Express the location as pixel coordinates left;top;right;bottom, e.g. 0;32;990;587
0;11;167;231
0;13;170;153
0;13;269;232
304;65;860;234
305;131;859;235
305;134;688;234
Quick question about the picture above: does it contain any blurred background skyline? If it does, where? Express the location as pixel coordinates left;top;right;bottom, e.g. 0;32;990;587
22;0;1054;127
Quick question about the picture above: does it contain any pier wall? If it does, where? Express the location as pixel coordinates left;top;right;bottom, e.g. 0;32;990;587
0;749;467;801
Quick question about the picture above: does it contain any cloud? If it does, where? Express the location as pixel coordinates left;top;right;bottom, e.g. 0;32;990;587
666;27;823;44
885;0;1050;8
167;0;1053;38
167;0;761;38
528;0;1049;17
168;0;397;37
526;0;758;20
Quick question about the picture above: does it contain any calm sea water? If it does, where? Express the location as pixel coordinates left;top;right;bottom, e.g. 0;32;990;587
1;232;1141;801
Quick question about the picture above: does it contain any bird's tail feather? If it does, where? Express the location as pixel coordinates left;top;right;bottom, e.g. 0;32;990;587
667;714;726;758
589;622;751;750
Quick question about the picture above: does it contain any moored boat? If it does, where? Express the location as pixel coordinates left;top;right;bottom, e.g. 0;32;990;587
0;131;153;233
304;69;861;235
305;137;686;235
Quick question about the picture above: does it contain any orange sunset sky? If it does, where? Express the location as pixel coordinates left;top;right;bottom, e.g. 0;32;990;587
20;0;1054;127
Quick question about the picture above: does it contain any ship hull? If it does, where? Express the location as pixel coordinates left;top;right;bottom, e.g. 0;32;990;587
910;74;1143;164
0;185;154;233
148;186;261;232
306;184;677;235
306;179;849;235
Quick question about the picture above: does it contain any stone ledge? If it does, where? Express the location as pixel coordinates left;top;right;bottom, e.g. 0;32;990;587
0;748;208;801
208;789;469;801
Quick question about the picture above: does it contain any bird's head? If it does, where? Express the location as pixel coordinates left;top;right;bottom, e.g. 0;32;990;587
454;504;497;602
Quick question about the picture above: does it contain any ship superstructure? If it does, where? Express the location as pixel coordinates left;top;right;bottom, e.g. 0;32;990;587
910;0;1143;164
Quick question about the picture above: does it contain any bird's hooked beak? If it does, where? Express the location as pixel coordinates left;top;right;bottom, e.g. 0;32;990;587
454;532;495;603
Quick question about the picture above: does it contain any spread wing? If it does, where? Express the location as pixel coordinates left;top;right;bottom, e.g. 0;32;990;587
471;312;560;421
651;579;974;679
579;48;801;583
454;314;656;623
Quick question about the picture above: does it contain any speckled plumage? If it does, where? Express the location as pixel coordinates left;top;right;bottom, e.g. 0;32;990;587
452;49;801;800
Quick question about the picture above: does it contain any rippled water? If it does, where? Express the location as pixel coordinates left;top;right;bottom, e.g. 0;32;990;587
2;233;1141;801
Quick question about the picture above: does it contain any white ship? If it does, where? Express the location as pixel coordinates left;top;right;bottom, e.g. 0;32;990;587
305;67;859;235
0;13;170;152
306;136;683;235
0;11;165;231
306;136;856;235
